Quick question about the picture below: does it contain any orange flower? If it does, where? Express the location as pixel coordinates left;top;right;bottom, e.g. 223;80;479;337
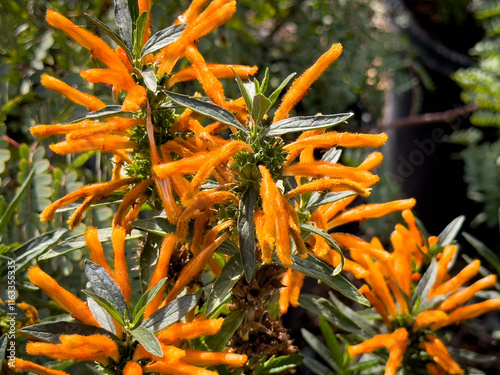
432;298;500;330
28;266;99;327
49;135;137;155
157;318;224;345
273;43;343;122
84;226;113;276
182;349;248;367
413;310;448;332
419;335;464;374
167;64;258;88
40;74;105;111
438;275;497;312
124;361;144;375
13;358;69;375
26;334;120;365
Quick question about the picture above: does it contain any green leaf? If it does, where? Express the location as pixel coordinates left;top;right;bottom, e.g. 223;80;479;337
268;73;296;107
141;24;186;57
463;232;500;275
260;67;270;94
66;106;126;123
232;68;253;112
0;334;7;373
267;113;354;136
133;216;177;236
300;224;343;275
328;292;377;337
83;289;125;326
411;259;438;311
140;232;163;293
12;229;67;272
302;356;331;375
318;316;343;368
290;255;368;305
321;148;342;163
87;298;116;334
128;0;139;25
306;190;357;210
130;325;162;357
302;328;340;372
84;261;129;318
21;322;120;344
258;354;303;374
166;91;248;133
348;359;382;372
114;0;133;51
39;228;142;261
438;215;465;246
142;294;198;333
133;278;168;326
206;254;244;315
251;93;271;125
0;164;36;235
134;11;149;57
142;67;158;92
85;14;133;63
238;188;257;282
299;294;367;337
204;309;245;352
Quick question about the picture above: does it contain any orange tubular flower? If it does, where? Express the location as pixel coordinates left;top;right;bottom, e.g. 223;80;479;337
167;64;258;88
413;310;448;332
419;336;464;374
438;274;497;312
26;334;120;365
49;135;137;155
348;332;391;358
40;74;105;111
359;285;391;327
124;361;144;375
46;10;128;73
327;198;416;230
84;226;113;276
144;361;217;375
431;298;500;330
13;358;70;375
273;43;343;123
182;349;248;367
430;260;481;299
112;226;131;303
28;266;99;327
157;318;224;345
284;178;370;199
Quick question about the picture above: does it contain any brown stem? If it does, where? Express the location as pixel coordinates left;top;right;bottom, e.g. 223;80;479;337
378;104;478;129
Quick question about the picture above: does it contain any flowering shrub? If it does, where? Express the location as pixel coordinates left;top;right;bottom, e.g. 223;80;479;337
0;1;499;375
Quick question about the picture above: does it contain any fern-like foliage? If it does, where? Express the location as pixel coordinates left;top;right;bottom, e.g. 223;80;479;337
454;0;500;127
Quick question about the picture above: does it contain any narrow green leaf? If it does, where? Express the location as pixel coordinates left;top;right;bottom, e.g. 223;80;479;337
39;228;142;261
348;359;382;372
321;148;342;163
85;14;133;62
114;0;133;51
142;294;198;333
302;328;340;372
231;69;253;113
448;347;497;364
87;298;116;334
260;67;270;94
300;223;343;275
463;232;500;275
302;356;331;375
318;317;343;368
166;91;248;133
438;215;465;246
290;255;368;305
13;229;67;272
134;12;149;57
66;106;126;123
0;334;7;373
133;278;168;325
84;261;129;318
133;216;176;236
140;232;163;293
128;0;139;25
268;73;296;107
130;325;162;357
306;190;356;210
0;164;36;235
206;254;244;315
217;238;240;257
238;188;257;283
298;294;367;337
204;310;245;352
411;259;438;310
251;93;271;125
21;322;120;344
142;67;158;92
141;24;186;57
328;292;377;336
267;113;353;136
83;289;125;326
259;354;303;374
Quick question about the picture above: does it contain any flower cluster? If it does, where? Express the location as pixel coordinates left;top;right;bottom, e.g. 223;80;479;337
343;210;500;374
